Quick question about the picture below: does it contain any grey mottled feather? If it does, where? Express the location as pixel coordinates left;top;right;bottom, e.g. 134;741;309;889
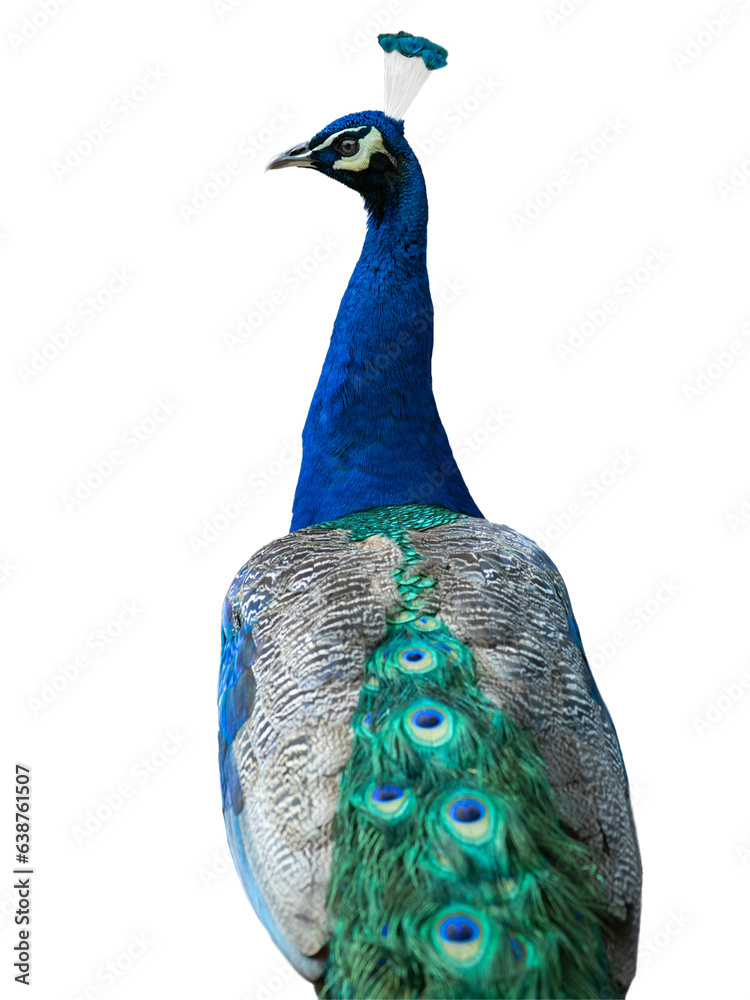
223;528;402;974
409;519;642;988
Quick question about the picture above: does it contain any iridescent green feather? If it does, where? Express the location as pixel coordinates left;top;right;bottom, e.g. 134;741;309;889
314;506;621;1000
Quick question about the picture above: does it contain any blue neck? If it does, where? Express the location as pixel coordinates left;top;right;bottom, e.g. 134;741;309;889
290;152;482;530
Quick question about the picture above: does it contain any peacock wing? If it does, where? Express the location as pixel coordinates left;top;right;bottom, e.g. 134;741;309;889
217;526;402;980
409;517;643;992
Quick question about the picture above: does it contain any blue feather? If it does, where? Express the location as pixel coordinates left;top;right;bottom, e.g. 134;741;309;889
377;31;448;69
291;111;482;530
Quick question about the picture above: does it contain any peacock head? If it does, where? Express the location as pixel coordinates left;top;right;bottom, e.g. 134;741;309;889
265;32;447;212
266;111;409;208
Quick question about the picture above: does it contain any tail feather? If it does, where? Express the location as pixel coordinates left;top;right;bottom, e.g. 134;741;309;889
322;618;619;999
316;506;621;999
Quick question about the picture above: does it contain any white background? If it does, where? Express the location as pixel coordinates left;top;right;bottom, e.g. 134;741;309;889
3;0;748;997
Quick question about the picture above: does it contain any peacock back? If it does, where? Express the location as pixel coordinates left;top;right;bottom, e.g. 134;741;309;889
218;504;640;999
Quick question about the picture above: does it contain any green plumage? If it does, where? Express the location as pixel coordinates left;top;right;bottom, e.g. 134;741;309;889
314;507;621;1000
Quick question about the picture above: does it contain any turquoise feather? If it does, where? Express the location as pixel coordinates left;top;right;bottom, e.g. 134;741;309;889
315;506;619;999
378;31;448;70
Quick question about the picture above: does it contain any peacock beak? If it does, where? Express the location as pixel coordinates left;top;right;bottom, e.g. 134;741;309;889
265;142;316;171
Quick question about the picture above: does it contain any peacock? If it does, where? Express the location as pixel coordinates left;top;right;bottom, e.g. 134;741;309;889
218;32;641;1000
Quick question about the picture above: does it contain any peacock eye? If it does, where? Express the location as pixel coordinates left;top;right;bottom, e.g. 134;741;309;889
334;137;360;156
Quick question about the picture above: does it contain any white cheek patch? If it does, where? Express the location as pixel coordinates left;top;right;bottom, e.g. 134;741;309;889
312;127;397;173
